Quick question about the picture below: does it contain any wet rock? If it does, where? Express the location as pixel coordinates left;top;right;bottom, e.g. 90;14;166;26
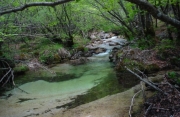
104;33;111;39
84;51;93;57
97;31;105;39
71;51;83;60
69;57;88;66
109;42;120;46
109;47;119;63
58;48;71;60
90;34;97;40
94;48;107;54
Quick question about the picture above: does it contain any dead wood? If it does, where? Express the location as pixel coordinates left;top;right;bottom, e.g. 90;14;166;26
125;66;167;95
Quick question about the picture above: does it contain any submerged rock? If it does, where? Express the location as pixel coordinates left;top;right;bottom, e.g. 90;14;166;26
69;57;89;66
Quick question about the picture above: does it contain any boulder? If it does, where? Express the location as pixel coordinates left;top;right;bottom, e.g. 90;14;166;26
69;57;88;66
58;48;71;60
94;48;106;54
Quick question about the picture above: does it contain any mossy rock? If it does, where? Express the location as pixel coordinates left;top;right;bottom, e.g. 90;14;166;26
144;64;160;73
115;58;144;72
54;53;62;63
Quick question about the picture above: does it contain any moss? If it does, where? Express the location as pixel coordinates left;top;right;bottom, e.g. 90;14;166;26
14;64;29;75
167;71;180;85
116;58;144;71
54;53;62;63
144;64;160;73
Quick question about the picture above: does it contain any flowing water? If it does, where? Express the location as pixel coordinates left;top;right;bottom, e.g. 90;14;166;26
0;51;129;117
0;36;143;117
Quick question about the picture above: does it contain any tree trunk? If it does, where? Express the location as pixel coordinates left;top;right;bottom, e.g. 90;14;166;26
66;34;74;47
125;0;180;28
145;13;155;37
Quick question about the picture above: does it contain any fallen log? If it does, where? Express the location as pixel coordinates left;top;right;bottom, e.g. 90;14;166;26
125;66;168;95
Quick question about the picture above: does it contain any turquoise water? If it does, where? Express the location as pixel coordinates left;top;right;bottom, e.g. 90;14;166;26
3;52;115;98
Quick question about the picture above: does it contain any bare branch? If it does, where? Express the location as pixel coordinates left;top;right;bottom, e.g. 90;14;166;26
129;89;142;117
0;0;74;16
145;104;152;115
125;66;167;95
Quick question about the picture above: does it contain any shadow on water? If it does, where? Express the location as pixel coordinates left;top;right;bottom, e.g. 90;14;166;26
0;52;140;110
56;71;140;109
12;71;84;86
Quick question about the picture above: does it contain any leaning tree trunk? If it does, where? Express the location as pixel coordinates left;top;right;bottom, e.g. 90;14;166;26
125;0;180;28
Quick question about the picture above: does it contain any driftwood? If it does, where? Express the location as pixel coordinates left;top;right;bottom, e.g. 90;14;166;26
0;59;29;94
126;68;180;116
129;81;145;117
0;60;14;87
129;89;142;117
125;66;167;95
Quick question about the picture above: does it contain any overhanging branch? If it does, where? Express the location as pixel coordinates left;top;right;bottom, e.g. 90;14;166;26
125;0;180;28
0;0;74;16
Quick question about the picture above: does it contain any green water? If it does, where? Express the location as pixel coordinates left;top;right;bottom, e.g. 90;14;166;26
1;53;138;109
4;54;112;93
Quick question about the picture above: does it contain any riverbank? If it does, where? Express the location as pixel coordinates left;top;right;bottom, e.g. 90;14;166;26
0;83;143;117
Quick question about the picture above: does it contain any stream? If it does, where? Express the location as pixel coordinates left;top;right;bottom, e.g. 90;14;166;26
0;37;139;117
0;50;122;117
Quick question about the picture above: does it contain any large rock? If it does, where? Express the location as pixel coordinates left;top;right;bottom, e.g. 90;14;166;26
94;48;106;54
58;48;71;60
69;57;88;66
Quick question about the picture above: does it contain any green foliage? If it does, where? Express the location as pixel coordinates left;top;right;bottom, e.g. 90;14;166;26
39;50;54;64
14;64;29;74
37;44;63;64
73;35;90;48
123;58;143;69
168;71;180;85
156;39;175;52
137;37;156;50
168;71;176;79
